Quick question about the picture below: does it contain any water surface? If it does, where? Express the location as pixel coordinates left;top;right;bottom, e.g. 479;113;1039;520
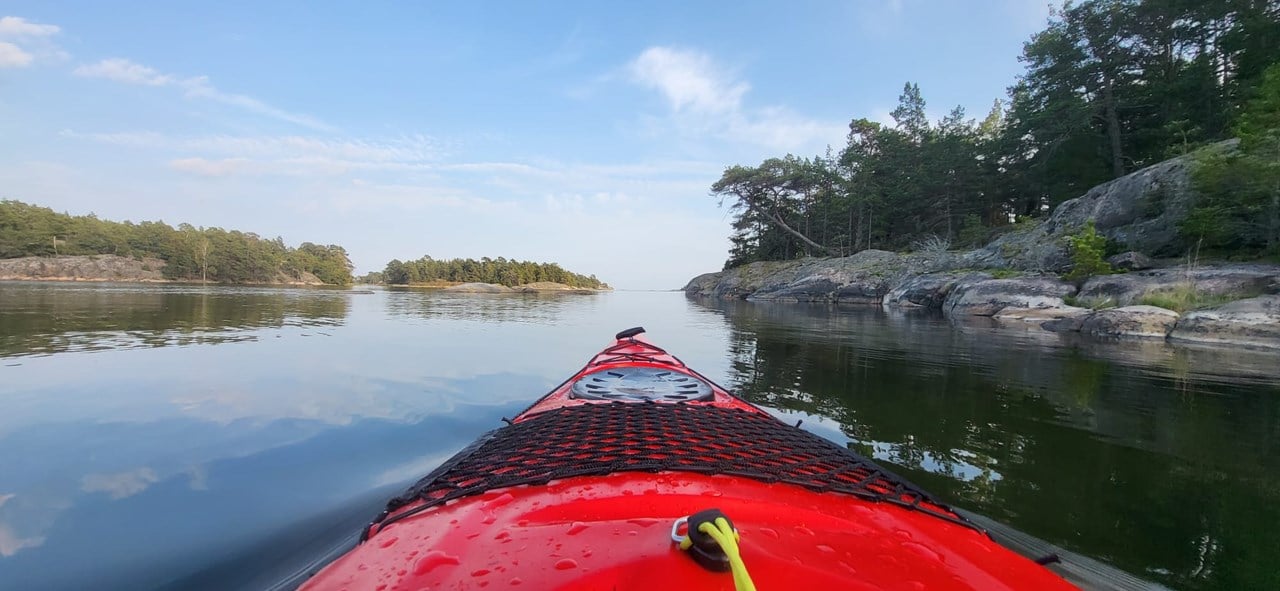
1;282;1277;590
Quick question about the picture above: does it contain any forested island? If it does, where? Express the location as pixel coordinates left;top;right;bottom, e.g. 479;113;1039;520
687;0;1280;349
0;200;354;285
366;256;609;291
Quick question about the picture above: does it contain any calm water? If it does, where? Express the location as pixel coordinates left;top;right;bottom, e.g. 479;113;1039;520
1;282;1278;590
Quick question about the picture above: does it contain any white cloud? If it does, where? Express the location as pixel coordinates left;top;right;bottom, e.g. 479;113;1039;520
81;467;160;500
0;16;63;68
63;130;439;163
0;41;32;68
169;157;257;177
72;58;333;131
65;130;440;177
0;523;45;557
73;57;173;85
181;78;334;131
627;46;844;154
629;46;747;114
0;16;60;37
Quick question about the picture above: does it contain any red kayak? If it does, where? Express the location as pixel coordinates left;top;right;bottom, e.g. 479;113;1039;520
300;328;1079;590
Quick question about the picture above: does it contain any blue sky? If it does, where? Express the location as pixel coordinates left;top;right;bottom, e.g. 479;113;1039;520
0;1;1051;288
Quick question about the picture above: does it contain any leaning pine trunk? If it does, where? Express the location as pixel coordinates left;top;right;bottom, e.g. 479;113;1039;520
1103;77;1124;178
1270;183;1279;252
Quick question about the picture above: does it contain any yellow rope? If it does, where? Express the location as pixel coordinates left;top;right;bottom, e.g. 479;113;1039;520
678;516;757;591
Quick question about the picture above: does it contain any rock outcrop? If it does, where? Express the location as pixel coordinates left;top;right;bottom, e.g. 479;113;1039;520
0;255;329;285
444;282;515;293
0;255;168;282
1107;252;1155;272
1078;264;1279;306
975;140;1238;272
943;277;1077;316
883;272;986;308
1078;306;1181;339
1169;295;1280;349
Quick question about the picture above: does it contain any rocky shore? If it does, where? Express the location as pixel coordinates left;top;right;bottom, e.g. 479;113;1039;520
684;142;1280;350
0;255;327;286
442;281;608;294
684;255;1280;349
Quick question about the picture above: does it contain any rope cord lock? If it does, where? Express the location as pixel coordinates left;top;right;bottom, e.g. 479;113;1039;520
672;508;756;591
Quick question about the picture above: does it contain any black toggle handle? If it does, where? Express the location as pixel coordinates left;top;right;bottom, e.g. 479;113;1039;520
684;508;734;572
615;326;646;340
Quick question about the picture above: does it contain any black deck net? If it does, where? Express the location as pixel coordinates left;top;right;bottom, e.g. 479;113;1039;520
365;402;977;539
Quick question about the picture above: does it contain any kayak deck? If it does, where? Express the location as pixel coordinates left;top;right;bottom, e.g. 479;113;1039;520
365;402;972;541
311;472;1073;590
299;329;1079;590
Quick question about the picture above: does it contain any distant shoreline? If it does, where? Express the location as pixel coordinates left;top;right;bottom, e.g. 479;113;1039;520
0;255;328;286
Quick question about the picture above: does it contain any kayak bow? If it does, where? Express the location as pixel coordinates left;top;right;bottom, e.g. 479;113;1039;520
300;328;1078;590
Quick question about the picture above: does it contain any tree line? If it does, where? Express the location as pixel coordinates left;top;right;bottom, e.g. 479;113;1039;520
0;200;354;285
716;0;1280;268
377;256;607;288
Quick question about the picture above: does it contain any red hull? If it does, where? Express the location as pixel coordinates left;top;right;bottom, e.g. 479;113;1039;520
300;329;1078;591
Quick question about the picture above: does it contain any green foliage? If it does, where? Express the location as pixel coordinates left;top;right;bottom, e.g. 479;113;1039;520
1064;222;1114;282
1063;294;1118;310
0;200;353;285
1185;63;1280;256
382;256;606;289
1137;285;1252;313
989;268;1021;279
358;271;385;284
712;0;1279;269
957;214;988;248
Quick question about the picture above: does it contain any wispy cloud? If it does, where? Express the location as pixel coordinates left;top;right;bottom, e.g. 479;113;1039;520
73;57;334;131
629;46;748;114
0;16;63;68
626;46;843;154
63;129;440;177
0;41;32;68
0;16;59;37
73;58;172;85
81;467;160;500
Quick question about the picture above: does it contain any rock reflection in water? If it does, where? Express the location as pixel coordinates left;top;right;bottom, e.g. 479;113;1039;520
692;296;1280;591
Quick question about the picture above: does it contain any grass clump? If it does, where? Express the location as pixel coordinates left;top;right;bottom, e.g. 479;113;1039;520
1137;285;1248;313
1063;294;1119;310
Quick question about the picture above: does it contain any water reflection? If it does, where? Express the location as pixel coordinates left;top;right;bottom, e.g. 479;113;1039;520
0;282;349;358
2;286;1276;591
382;288;598;324
691;297;1280;591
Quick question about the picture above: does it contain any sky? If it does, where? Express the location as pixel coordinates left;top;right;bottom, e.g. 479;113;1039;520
0;1;1052;289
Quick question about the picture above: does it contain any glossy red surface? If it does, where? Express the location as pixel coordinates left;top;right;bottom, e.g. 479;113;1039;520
515;333;763;420
299;332;1080;590
303;473;1078;591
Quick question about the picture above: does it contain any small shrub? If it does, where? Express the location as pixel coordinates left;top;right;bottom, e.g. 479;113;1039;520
990;268;1021;279
1011;215;1043;231
1064;221;1113;282
911;235;951;254
1064;294;1118;310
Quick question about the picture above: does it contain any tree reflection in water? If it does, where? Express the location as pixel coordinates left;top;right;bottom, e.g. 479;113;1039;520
691;297;1280;591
